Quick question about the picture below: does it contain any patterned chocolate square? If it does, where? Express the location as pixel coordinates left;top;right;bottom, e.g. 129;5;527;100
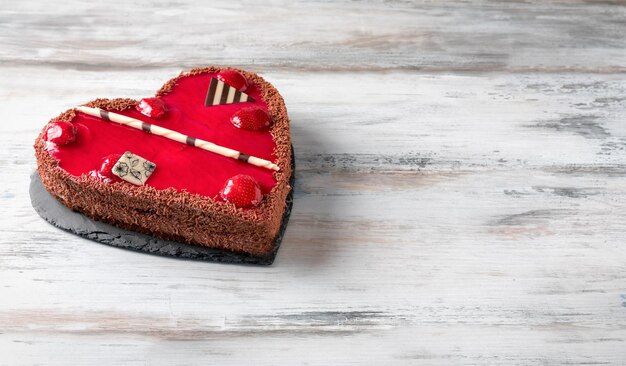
112;151;156;185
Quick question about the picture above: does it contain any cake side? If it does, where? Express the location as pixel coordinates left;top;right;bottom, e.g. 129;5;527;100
34;67;292;256
34;146;279;255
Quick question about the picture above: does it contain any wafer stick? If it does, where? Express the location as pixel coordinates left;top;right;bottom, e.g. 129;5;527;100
76;106;279;172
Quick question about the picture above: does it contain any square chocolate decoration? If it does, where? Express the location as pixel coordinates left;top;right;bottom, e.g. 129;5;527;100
112;151;156;186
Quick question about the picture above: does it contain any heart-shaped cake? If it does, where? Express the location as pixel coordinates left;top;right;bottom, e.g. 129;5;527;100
34;67;293;260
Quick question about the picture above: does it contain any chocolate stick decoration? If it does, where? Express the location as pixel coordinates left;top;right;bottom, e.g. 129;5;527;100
76;106;280;172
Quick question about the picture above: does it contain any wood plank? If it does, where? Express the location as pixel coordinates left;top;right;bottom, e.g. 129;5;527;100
0;1;625;72
1;67;626;364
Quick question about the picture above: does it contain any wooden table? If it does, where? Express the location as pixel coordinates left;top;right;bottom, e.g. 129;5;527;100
1;1;625;364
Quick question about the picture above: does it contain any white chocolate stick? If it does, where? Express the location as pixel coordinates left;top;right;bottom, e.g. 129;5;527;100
76;106;279;172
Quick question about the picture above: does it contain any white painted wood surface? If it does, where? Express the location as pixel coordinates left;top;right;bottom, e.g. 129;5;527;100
1;1;626;364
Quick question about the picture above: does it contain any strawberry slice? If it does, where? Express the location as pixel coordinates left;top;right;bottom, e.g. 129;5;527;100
44;121;77;146
136;97;166;118
217;70;249;92
220;174;263;208
230;106;272;131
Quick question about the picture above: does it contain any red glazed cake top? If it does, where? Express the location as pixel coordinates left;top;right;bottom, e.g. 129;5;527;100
45;71;277;199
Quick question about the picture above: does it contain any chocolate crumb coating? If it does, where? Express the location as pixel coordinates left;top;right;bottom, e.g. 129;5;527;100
34;67;292;257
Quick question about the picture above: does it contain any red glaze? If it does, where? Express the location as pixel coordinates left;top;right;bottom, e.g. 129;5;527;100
47;72;277;198
217;70;249;92
136;97;166;118
45;121;77;146
220;174;263;208
230;106;272;131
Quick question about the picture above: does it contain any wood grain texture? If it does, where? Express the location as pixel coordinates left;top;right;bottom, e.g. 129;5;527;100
1;0;626;365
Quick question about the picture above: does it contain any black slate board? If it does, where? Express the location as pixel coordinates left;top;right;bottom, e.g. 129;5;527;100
30;152;295;265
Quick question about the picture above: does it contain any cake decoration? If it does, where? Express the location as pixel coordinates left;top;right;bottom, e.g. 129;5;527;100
220;174;263;208
44;121;77;146
75;106;279;171
112;151;156;186
204;78;254;106
216;70;249;92
33;66;293;263
90;153;123;183
136;97;166;118
230;106;272;131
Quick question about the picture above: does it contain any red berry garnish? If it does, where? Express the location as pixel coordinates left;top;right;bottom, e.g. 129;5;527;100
230;107;272;131
44;121;77;146
97;153;123;182
217;70;249;92
220;174;263;208
136;97;166;118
